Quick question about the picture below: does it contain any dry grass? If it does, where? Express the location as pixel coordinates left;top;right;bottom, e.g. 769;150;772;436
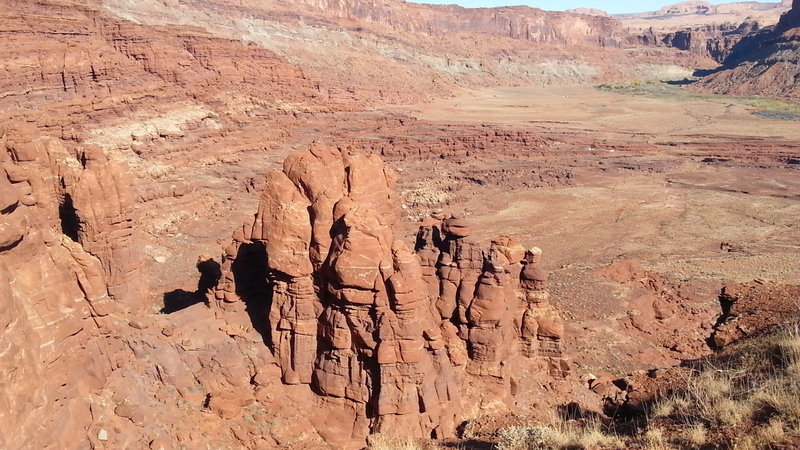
467;323;799;450
681;424;707;447
650;322;800;448
497;419;623;450
642;426;669;450
367;433;425;450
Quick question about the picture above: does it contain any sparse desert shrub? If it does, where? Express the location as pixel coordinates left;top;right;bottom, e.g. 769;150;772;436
663;370;750;427
497;425;563;450
733;435;757;450
642;427;669;450
499;324;800;450
756;419;785;444
649;322;800;448
681;424;707;447
367;433;424;450
773;322;800;370
497;420;623;450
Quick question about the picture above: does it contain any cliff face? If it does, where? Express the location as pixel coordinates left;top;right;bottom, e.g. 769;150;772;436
632;21;765;63
619;0;789;63
2;0;797;447
0;129;143;448
101;0;718;93
696;0;800;99
224;0;626;46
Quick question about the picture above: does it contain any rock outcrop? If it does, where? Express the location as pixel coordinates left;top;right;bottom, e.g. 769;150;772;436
633;21;764;63
212;142;571;445
596;259;719;363
712;282;800;348
696;0;800;99
0;126;147;448
203;0;625;47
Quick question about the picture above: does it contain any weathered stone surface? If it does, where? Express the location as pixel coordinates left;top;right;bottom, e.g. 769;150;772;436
696;0;800;99
212;144;570;445
0;128;125;449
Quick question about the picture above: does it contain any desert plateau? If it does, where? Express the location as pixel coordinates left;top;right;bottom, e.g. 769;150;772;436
1;0;800;449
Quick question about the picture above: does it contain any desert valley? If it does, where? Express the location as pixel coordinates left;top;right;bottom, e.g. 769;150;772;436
1;0;799;448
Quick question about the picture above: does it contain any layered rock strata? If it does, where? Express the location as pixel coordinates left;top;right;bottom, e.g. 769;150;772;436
213;142;570;444
696;0;800;99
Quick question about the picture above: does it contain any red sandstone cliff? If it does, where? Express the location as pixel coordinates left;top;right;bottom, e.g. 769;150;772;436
203;0;626;46
0;128;145;448
211;143;572;445
696;0;800;99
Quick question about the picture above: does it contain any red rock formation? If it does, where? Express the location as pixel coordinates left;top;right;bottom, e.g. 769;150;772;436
696;0;800;99
203;0;625;47
65;145;148;309
713;282;800;347
0;126;135;448
596;259;719;362
633;21;764;63
518;247;569;377
213;143;571;445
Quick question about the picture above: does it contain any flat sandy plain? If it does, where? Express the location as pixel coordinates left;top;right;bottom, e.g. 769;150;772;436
395;85;800;371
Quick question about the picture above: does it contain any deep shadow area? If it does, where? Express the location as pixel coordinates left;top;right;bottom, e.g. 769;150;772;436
162;289;205;314
439;439;494;449
161;257;221;314
693;67;725;77
231;241;272;346
664;78;698;86
558;401;612;423
59;193;81;241
197;258;222;293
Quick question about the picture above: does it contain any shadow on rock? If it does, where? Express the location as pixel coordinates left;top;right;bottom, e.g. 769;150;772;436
161;256;222;314
161;289;204;314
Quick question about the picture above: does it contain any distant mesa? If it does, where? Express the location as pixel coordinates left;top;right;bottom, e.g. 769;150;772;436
654;1;716;16
647;0;791;17
565;7;610;17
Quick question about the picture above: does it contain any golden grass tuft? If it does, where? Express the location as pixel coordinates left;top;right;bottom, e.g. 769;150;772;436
496;323;800;450
642;427;669;450
497;420;623;450
367;433;424;450
681;424;707;447
648;322;800;448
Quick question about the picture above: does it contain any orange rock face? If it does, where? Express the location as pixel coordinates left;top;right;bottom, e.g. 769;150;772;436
0;127;145;448
213;143;570;444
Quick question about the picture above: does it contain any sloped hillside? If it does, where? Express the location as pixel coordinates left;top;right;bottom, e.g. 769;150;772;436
696;0;800;99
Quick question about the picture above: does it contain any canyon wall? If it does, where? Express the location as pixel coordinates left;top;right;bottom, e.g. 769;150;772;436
633;21;764;63
207;0;625;46
696;0;800;99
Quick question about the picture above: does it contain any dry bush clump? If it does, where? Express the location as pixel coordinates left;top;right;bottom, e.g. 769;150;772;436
681;423;707;447
497;420;623;450
367;433;425;450
642;426;669;450
650;322;800;448
463;323;800;450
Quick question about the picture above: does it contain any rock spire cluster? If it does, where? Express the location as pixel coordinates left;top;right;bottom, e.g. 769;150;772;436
212;142;569;443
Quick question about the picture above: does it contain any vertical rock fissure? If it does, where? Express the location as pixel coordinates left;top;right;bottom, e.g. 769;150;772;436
58;193;81;242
